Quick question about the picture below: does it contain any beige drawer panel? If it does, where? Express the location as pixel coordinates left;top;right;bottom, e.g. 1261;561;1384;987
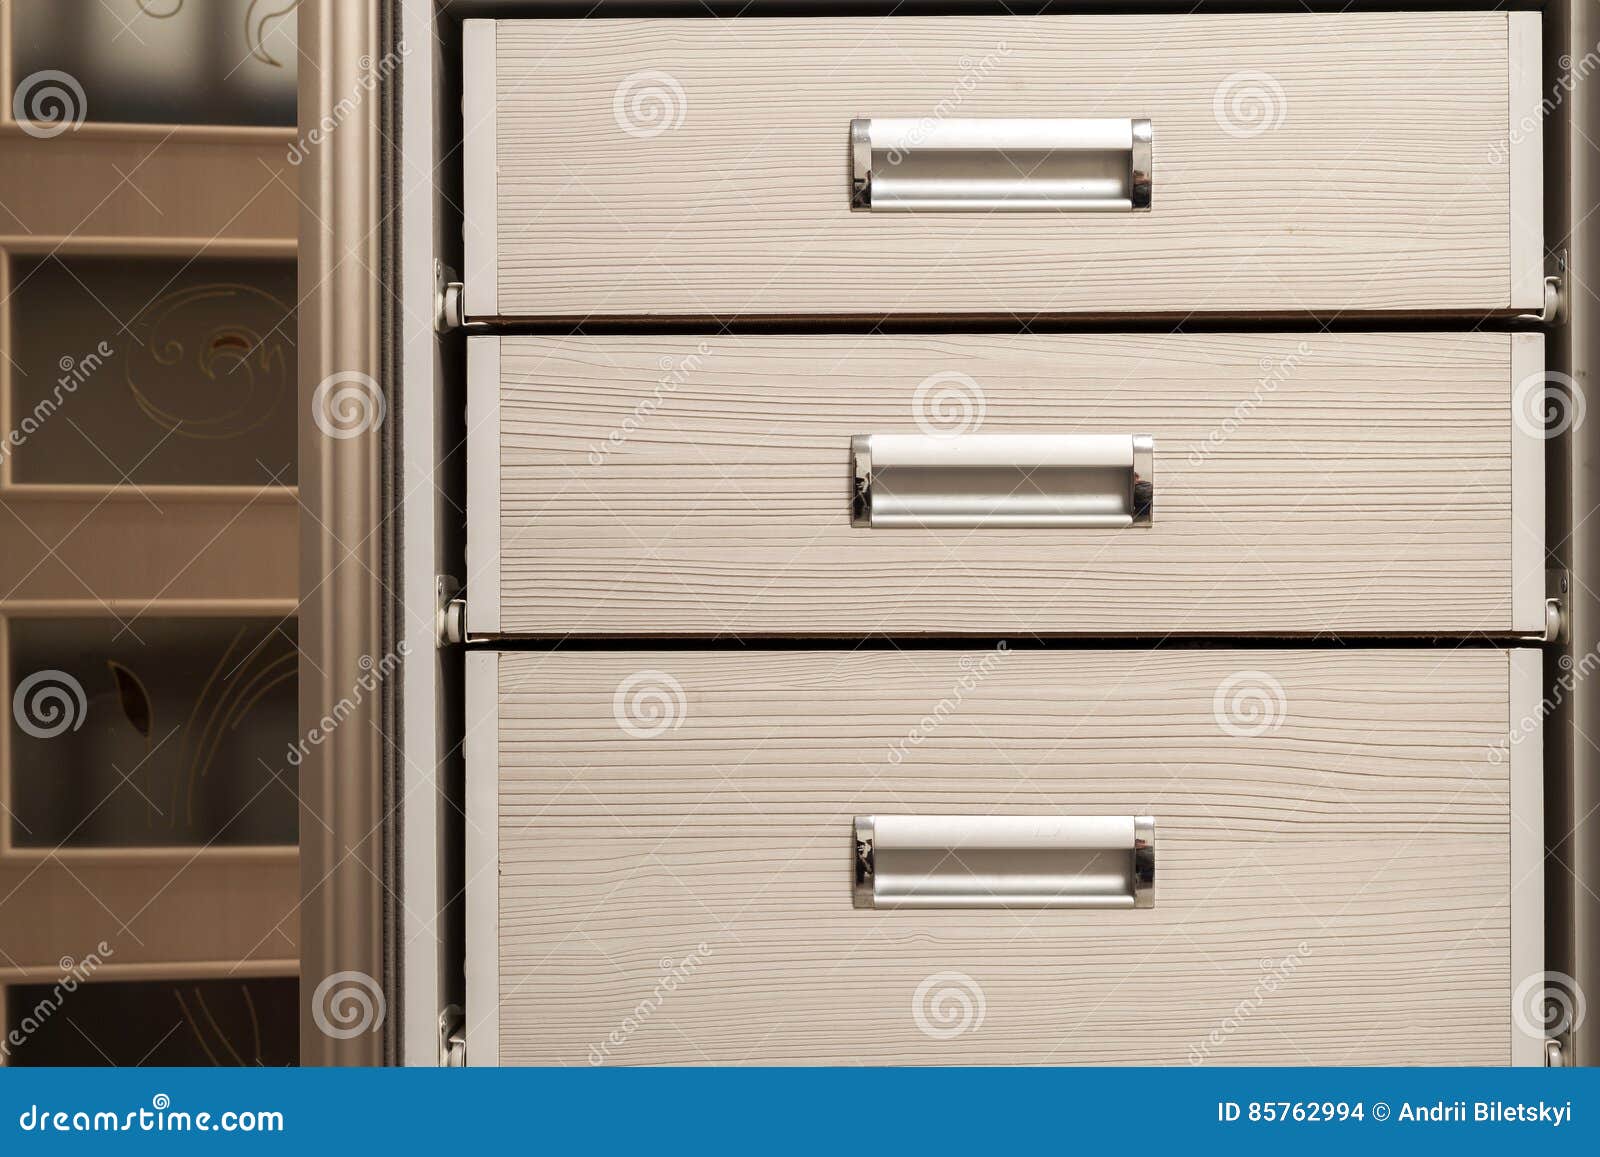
467;332;1546;637
463;13;1544;319
466;649;1543;1065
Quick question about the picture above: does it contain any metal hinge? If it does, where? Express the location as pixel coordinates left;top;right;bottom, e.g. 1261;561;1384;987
435;260;465;332
437;575;466;644
1516;249;1567;325
439;1004;466;1067
1544;568;1571;645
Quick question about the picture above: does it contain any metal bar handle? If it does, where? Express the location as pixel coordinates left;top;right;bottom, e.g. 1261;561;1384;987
851;432;1154;529
851;117;1152;212
853;814;1156;909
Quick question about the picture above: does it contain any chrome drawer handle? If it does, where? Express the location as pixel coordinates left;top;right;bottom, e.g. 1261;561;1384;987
853;815;1155;909
850;117;1152;212
850;432;1153;529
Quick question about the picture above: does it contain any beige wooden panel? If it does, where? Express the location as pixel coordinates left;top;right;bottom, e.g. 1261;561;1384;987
0;855;298;972
0;129;298;242
492;649;1515;1065
480;14;1530;318
0;490;298;604
487;332;1526;636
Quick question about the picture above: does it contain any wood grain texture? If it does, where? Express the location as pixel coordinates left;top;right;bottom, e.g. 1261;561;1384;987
492;649;1515;1065
489;332;1523;636
484;14;1523;318
0;856;298;971
0;129;298;242
0;490;298;604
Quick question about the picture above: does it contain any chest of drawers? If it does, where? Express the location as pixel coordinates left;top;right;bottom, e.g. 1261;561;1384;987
433;7;1561;1068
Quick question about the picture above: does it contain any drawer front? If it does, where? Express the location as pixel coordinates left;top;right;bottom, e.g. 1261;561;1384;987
467;332;1546;637
467;649;1543;1066
463;14;1543;320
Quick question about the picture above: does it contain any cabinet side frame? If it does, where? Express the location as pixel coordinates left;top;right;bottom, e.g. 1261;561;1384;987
1556;0;1600;1068
297;0;390;1066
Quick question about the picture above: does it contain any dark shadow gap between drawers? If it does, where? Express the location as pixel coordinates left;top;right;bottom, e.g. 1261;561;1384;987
463;633;1539;652
460;314;1552;338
